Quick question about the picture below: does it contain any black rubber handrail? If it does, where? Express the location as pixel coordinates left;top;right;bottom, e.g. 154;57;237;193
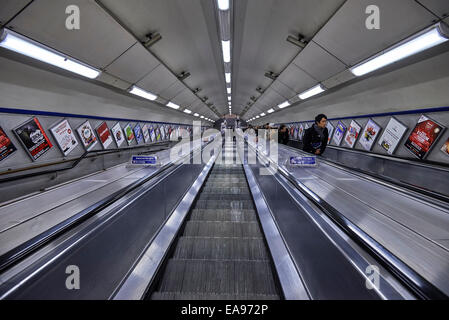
0;139;208;273
249;142;448;300
0;141;171;184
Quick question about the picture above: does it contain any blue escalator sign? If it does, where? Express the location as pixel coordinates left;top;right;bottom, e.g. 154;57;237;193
289;156;317;167
131;155;158;165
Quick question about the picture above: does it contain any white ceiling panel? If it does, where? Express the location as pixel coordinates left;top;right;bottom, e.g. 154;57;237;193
171;89;197;107
277;64;317;93
96;71;132;90
293;42;347;82
262;89;286;107
270;80;297;100
417;0;449;19
137;64;178;94
7;0;137;68
105;43;160;84
0;0;30;25
159;81;185;101
322;69;356;89
313;0;437;66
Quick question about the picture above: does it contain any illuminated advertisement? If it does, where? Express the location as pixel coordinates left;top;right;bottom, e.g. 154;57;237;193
326;122;334;144
96;122;113;149
14;117;53;161
124;123;135;145
0;126;17;162
344;120;362;149
332;121;347;146
111;123;125;147
359;119;381;151
50;119;79;156
142;124;150;143
160;125;166;140
77;120;97;151
134;123;144;145
378;117;408;155
156;127;161;141
298;124;304;141
404;115;445;160
149;126;156;142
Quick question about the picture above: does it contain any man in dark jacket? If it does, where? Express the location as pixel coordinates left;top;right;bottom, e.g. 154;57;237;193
303;114;329;156
278;124;289;145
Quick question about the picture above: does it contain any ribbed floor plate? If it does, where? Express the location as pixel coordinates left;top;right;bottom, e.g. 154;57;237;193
150;145;281;300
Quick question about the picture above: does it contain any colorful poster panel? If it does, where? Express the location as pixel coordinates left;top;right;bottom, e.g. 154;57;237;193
298;124;305;141
359;119;381;151
77;120;98;151
14;117;53;161
142;124;150;143
134;124;144;145
124;123;135;145
404;115;445;160
289;126;295;139
0;126;17;162
111;123;125;147
156;127;162;141
378;117;408;155
440;138;449;158
344;120;362;149
160;125;166;140
293;126;299;140
50;119;79;156
149;126;156;142
326;122;335;144
332;121;347;146
96;122;114;149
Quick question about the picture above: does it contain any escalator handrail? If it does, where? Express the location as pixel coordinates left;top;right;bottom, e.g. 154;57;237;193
246;139;448;300
0;139;209;273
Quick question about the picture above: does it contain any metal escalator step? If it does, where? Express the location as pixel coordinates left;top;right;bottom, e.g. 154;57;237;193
183;221;263;238
197;193;252;201
156;259;278;295
190;209;257;222
194;200;254;210
151;292;280;300
173;237;269;260
204;182;248;188
201;187;250;195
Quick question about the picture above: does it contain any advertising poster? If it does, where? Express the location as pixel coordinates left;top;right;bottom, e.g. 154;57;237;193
50;119;79;156
344;120;362;149
305;123;310;130
149;126;156;142
332;121;347;146
156;127;162;141
77;120;97;151
142;124;150;143
124;123;135;145
289;126;295;139
440;138;449;158
160;125;166;140
378;117;408;155
14;117;53;161
359;119;381;151
96;122;113;149
293;126;299;140
404;115;445;160
134;124;144;145
298;124;305;141
0;126;17;162
111;123;125;147
326;122;335;144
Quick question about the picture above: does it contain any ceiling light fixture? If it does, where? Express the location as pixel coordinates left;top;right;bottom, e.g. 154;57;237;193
129;85;158;101
225;73;231;83
0;29;100;79
222;40;231;63
194;113;199;117
227;87;231;94
278;101;291;109
267;108;275;113
299;84;326;100
166;102;180;110
217;0;230;11
184;109;192;114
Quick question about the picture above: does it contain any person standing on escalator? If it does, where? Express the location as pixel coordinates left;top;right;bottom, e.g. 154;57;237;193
303;114;329;156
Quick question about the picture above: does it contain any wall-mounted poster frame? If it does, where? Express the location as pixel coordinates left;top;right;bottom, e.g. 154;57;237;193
332;121;347;146
404;114;445;160
293;126;299;140
142;124;150;143
50;119;79;156
134;123;144;145
149;125;156;142
441;137;449;158
344;120;362;149
0;126;17;162
160;125;166;140
14;117;53;161
359;119;382;151
96;121;113;149
77;120;97;151
124;123;135;145
156;126;162;141
326;121;335;144
378;117;408;155
111;122;125;147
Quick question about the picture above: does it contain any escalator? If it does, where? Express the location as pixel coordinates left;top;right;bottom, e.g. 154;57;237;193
150;142;281;300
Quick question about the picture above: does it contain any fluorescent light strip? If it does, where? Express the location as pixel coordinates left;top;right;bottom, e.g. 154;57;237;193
194;113;199;117
166;102;180;110
227;87;231;94
278;101;291;109
222;40;231;63
299;84;325;100
184;109;192;114
267;108;275;114
260;113;266;117
225;73;231;83
200;116;205;119
129;86;157;101
351;25;449;77
0;29;100;79
217;0;230;11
